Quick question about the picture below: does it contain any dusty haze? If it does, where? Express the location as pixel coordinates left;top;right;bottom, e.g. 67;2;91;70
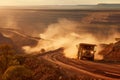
0;10;120;60
22;18;120;60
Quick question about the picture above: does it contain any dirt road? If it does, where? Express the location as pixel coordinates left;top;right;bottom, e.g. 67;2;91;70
39;49;120;80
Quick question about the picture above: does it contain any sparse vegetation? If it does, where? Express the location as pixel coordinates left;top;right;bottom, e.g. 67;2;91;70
0;44;17;74
2;65;33;80
0;44;32;80
0;44;81;80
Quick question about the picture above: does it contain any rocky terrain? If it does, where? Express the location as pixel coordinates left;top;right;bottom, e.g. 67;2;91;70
99;40;120;61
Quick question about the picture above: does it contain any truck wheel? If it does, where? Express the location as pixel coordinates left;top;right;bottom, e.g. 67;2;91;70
90;57;94;61
78;56;82;60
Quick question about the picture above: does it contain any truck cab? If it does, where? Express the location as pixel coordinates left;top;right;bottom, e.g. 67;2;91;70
77;43;96;61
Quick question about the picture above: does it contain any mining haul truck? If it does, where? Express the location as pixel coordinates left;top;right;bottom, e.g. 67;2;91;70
77;43;96;61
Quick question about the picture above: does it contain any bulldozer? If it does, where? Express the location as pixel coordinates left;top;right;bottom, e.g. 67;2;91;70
77;43;96;61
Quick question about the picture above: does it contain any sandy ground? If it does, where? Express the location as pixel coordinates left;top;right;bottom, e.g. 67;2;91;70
38;49;120;80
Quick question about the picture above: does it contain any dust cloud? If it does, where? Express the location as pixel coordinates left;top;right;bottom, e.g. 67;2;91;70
22;18;119;60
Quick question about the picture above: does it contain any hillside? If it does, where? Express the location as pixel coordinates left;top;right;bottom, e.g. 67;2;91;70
0;28;39;47
99;41;120;61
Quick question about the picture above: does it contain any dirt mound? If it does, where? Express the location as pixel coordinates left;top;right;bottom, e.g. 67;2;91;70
99;41;120;61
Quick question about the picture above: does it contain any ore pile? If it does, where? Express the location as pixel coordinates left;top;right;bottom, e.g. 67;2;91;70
99;41;120;61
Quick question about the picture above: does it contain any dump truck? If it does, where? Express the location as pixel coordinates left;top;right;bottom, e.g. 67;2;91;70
77;43;96;61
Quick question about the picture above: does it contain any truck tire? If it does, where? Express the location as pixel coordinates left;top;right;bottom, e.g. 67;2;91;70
90;57;94;61
80;57;83;60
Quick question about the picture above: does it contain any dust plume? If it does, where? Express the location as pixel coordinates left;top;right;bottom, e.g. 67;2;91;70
22;18;119;60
